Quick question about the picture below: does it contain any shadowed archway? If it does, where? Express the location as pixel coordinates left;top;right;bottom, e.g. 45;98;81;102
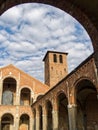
1;113;14;130
76;79;98;130
57;92;69;130
19;114;30;130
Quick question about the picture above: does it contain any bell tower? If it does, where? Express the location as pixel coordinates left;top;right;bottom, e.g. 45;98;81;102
43;51;68;87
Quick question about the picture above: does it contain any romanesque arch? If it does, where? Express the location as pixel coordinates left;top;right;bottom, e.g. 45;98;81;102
46;100;53;130
2;77;16;105
36;95;43;101
19;114;30;130
75;79;98;130
20;88;31;105
57;92;69;130
1;113;14;130
0;0;98;52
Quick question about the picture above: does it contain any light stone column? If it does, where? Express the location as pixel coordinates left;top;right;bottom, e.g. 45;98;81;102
15;117;19;130
15;106;19;130
16;79;20;105
32;114;35;130
68;104;77;130
36;108;40;130
43;105;47;130
52;98;59;130
30;117;33;130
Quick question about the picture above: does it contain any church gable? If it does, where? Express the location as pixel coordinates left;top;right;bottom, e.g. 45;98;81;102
0;64;20;79
0;64;49;96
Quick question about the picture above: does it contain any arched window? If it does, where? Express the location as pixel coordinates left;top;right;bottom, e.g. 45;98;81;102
59;55;63;63
1;114;14;130
2;77;16;105
20;88;31;105
19;114;30;130
53;54;57;62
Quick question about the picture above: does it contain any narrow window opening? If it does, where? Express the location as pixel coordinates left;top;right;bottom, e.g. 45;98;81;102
53;54;57;62
59;55;63;63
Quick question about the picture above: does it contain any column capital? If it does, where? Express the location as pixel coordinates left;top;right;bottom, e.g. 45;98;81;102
68;104;77;108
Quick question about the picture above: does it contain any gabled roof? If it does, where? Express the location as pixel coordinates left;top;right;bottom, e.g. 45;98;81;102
0;64;49;89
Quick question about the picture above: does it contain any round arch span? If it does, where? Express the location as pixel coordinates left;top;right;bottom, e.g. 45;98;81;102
0;0;98;71
75;79;98;130
0;1;98;49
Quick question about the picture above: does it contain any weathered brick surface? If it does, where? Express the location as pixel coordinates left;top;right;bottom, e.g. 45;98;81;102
0;64;49;130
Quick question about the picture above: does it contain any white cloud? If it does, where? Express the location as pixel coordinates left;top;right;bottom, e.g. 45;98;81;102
0;3;93;82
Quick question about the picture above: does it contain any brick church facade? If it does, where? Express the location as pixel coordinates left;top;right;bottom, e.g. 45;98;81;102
0;51;98;130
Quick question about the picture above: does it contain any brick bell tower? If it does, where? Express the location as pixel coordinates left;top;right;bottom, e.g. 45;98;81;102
43;51;68;88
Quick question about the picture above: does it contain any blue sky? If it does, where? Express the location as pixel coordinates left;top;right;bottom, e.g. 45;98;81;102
0;3;93;82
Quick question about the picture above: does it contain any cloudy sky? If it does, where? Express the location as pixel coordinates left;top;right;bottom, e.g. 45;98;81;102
0;3;93;82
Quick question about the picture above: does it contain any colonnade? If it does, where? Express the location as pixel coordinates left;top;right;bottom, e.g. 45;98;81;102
32;94;77;130
32;79;98;130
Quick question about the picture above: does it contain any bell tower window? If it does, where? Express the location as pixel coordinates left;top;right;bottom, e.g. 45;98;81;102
53;54;57;62
59;55;63;63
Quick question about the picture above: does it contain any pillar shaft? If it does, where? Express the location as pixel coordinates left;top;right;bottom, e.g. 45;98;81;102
43;106;47;130
52;110;58;130
15;118;19;130
52;98;59;130
68;104;77;130
32;114;35;130
36;110;40;130
30;118;33;130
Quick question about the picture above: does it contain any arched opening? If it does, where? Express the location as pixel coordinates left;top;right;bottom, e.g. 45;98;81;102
19;114;30;130
1;113;14;130
2;77;16;105
0;3;95;81
46;100;53;130
20;88;31;105
36;95;43;101
59;55;63;63
38;105;43;130
0;1;98;48
57;92;69;130
76;79;98;130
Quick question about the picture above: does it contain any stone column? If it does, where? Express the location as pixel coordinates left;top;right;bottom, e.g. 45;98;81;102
52;98;59;130
14;106;19;130
68;104;77;130
36;108;40;130
16;79;20;105
30;117;33;130
32;111;35;130
15;118;19;130
43;105;47;130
